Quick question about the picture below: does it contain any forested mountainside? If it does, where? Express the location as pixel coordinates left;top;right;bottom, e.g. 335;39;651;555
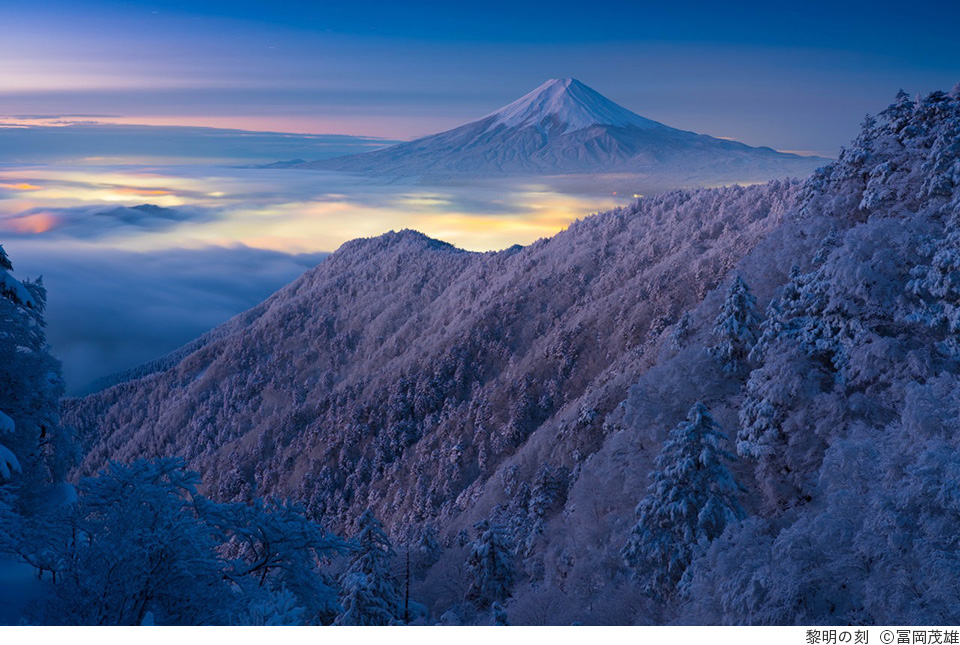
65;86;960;624
68;181;798;524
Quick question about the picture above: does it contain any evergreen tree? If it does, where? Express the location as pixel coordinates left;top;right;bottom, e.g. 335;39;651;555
750;265;803;364
236;588;307;626
752;230;856;376
710;274;761;373
736;341;834;503
0;245;35;309
525;463;570;555
622;402;744;598
335;508;403;625
877;89;915;138
466;518;514;608
671;312;692;350
0;412;18;481
0;245;32;483
909;211;960;353
491;601;509;626
529;463;570;526
416;522;442;569
0;243;71;512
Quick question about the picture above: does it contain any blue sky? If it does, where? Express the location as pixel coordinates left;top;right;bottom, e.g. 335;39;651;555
3;0;959;155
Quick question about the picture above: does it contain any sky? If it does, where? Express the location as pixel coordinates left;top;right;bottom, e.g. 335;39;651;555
3;0;959;391
3;0;959;155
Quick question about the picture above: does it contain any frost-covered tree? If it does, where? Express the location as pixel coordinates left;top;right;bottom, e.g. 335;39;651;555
491;601;509;626
0;245;35;309
201;496;347;623
528;463;570;536
0;248;24;481
622;403;744;598
710;275;761;373
736;342;837;506
466;519;515;608
0;243;73;594
0;245;36;484
671;312;692;350
416;522;442;570
335;508;403;625
0;414;18;482
235;587;306;626
36;459;231;625
683;416;960;625
908;209;960;354
748;229;859;376
13;458;347;626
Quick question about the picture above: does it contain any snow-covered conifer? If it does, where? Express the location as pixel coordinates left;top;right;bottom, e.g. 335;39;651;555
335;508;403;625
36;458;230;625
710;275;761;373
0;245;35;309
671;312;692;350
0;245;31;483
466;519;515;608
491;601;509;626
237;588;307;626
417;522;442;569
622;402;744;598
0;244;69;504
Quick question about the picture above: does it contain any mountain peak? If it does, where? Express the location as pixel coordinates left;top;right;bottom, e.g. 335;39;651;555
480;78;664;134
303;78;826;179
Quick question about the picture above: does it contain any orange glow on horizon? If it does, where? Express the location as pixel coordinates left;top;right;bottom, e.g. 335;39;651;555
0;182;42;191
112;187;173;196
0;165;628;254
5;212;60;234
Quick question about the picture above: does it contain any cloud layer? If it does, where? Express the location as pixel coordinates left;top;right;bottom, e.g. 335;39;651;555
4;203;218;239
11;243;325;393
0;123;392;165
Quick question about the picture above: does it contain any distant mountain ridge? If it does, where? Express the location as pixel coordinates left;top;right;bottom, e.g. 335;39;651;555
296;78;827;182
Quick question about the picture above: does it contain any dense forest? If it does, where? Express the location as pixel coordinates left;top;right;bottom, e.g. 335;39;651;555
3;86;960;624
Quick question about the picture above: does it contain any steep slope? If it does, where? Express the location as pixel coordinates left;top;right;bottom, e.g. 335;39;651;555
66;87;960;625
66;182;797;523
298;78;826;182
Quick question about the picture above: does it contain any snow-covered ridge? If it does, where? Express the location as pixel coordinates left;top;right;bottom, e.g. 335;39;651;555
480;78;665;134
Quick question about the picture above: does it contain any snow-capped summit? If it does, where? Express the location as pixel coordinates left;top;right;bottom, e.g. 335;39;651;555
297;79;827;183
481;78;664;134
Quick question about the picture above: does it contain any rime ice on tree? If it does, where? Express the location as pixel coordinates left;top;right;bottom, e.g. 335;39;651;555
467;519;515;608
335;508;403;626
622;402;744;597
710;274;761;374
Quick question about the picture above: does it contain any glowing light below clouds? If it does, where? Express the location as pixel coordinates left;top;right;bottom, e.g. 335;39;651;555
0;164;626;253
0;183;42;191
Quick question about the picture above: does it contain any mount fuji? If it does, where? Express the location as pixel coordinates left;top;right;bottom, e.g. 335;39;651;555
297;78;827;183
